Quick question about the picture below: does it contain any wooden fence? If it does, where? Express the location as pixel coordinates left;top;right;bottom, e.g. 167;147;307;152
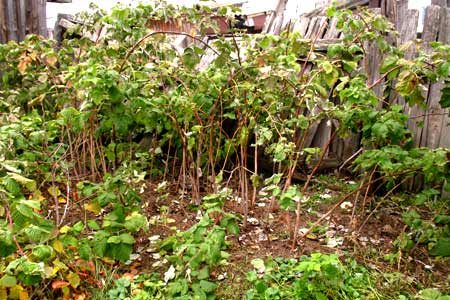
275;0;450;163
0;0;47;43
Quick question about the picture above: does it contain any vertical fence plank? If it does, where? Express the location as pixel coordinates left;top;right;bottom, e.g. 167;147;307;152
1;0;47;43
17;0;26;41
323;16;340;39
427;7;450;148
364;8;384;100
5;0;19;41
293;16;310;37
38;0;47;37
0;0;6;43
404;5;441;147
396;9;419;114
417;5;442;147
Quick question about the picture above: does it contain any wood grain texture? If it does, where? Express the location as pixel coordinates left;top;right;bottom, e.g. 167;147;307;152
294;16;310;37
395;9;419;110
0;0;47;43
415;5;442;147
0;0;6;43
427;7;450;148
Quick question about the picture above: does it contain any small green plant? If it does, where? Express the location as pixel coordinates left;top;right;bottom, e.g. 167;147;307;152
107;277;131;300
245;254;371;300
395;210;450;257
415;288;450;300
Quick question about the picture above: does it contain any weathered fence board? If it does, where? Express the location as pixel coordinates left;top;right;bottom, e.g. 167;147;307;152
423;7;450;148
411;5;442;147
0;0;47;43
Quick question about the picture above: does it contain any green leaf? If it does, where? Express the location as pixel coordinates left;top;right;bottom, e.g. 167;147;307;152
326;6;336;17
259;36;271;49
342;60;358;72
0;275;17;287
31;245;53;262
246;271;258;282
108;243;133;262
226;221;240;235
380;55;398;73
119;233;135;244
321;61;333;74
7;173;36;191
72;221;85;232
78;239;92;260
67;272;80;288
93;231;109;257
124;212;147;233
0;229;17;257
87;219;100;230
439;84;450;108
429;238;450;257
251;258;265;273
196;266;210;280
434;215;450;225
107;235;121;244
199;280;217;293
182;47;200;69
417;288;444;299
24;224;53;243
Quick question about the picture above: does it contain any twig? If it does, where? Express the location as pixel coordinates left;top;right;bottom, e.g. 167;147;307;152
339;147;363;172
410;112;449;120
291;130;337;250
367;65;401;89
298;168;419;241
361;166;377;215
5;205;25;256
119;30;220;73
357;177;408;233
351;174;366;229
58;175;71;227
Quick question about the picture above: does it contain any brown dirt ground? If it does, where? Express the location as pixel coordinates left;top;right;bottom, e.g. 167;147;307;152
128;177;449;296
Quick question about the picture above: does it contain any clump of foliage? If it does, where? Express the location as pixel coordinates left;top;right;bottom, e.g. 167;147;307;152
245;254;371;299
395;209;450;257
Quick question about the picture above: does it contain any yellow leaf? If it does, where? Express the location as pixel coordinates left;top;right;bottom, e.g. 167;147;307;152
58;197;67;203
0;288;7;300
66;272;80;288
33;190;45;202
59;225;72;234
165;218;176;224
53;240;65;254
44;266;55;278
17;56;32;74
306;233;318;240
48;186;61;197
19;289;29;300
10;285;29;300
62;286;71;299
84;202;101;214
45;54;58;67
53;259;69;271
28;51;37;61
